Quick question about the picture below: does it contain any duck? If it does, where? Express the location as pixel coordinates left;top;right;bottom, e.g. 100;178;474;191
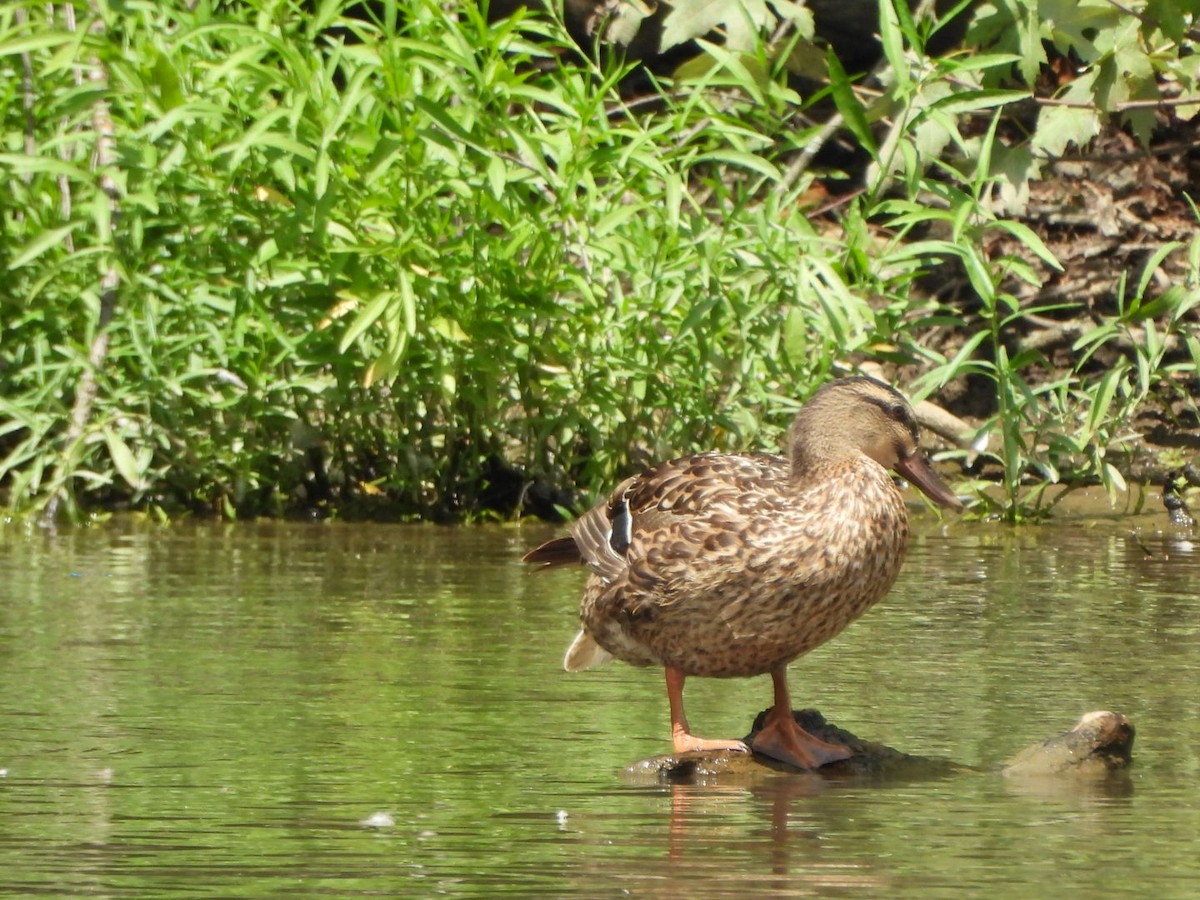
523;376;963;769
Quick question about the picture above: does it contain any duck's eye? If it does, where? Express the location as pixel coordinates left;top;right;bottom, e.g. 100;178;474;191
888;403;906;421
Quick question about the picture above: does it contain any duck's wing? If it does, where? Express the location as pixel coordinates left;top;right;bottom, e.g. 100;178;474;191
520;535;585;569
523;452;788;582
522;475;638;575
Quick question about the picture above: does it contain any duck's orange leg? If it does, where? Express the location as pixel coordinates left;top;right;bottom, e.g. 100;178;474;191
665;665;749;755
748;667;852;769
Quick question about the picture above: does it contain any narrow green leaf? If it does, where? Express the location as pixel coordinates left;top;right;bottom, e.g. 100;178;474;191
314;148;330;199
942;53;1023;74
826;50;876;157
397;269;417;337
7;224;79;270
961;246;996;304
412;96;482;151
0;153;90;179
663;175;682;232
691;151;781;182
104;429;145;491
363;136;406;185
1086;366;1123;436
1129;285;1188;322
1072;321;1118;356
0;32;76;56
925;89;1029;118
1102;461;1127;498
1133;242;1182;303
149;50;186;110
988;219;1063;271
339;290;394;352
326;65;375;137
486;155;506;201
1186;335;1200;373
593;204;643;238
691;39;768;106
878;0;908;88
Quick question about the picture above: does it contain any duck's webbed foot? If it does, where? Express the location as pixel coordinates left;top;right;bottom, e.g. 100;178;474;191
665;665;750;756
671;725;750;756
749;708;852;770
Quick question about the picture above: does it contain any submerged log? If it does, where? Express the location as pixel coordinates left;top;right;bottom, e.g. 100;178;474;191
622;709;1134;786
1001;709;1135;778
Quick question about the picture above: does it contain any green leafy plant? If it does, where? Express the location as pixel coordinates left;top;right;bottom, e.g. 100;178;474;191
1;0;1198;525
0;0;897;522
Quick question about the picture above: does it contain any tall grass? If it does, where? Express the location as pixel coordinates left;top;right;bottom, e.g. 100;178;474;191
1;0;1197;524
0;0;909;521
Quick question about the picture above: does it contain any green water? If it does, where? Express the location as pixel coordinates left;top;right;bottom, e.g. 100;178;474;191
1;515;1198;897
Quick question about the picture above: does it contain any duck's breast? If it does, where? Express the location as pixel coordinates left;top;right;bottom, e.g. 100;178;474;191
603;460;911;677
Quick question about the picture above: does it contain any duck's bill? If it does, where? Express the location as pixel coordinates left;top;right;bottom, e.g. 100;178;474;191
895;452;964;511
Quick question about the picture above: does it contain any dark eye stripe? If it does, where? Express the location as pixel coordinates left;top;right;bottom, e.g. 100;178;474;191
864;394;919;441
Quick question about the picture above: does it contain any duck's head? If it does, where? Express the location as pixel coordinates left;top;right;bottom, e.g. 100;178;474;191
789;376;963;511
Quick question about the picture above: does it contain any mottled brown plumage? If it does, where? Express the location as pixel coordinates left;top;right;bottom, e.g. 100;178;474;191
524;376;962;769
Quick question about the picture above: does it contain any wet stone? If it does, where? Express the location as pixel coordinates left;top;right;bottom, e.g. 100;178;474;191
623;708;1134;786
1001;710;1135;778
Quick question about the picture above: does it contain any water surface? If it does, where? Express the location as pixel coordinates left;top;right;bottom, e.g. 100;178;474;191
1;513;1198;896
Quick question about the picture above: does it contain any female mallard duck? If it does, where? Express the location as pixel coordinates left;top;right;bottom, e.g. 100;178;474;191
524;376;962;769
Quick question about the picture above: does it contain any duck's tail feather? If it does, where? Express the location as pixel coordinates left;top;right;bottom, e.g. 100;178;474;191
522;536;582;569
564;629;613;672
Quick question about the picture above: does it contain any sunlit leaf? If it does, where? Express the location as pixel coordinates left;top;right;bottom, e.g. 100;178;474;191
104;429;146;491
7;224;80;270
659;0;774;53
987;220;1063;271
826;50;876;158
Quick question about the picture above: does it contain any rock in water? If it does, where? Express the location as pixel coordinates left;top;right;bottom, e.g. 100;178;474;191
1001;710;1134;778
622;709;1134;785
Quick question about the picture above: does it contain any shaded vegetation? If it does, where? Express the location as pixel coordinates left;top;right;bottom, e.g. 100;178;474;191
1;0;1198;525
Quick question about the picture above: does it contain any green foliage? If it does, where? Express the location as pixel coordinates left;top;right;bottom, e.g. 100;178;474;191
1;0;1198;524
972;0;1200;152
0;0;904;521
821;0;1200;520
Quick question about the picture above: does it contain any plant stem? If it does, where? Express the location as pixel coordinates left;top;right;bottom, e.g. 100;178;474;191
38;2;121;529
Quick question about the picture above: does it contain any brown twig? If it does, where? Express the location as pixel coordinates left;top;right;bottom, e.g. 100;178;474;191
803;186;867;220
779;109;847;194
1036;95;1200;111
1101;0;1200;43
1045;138;1199;164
